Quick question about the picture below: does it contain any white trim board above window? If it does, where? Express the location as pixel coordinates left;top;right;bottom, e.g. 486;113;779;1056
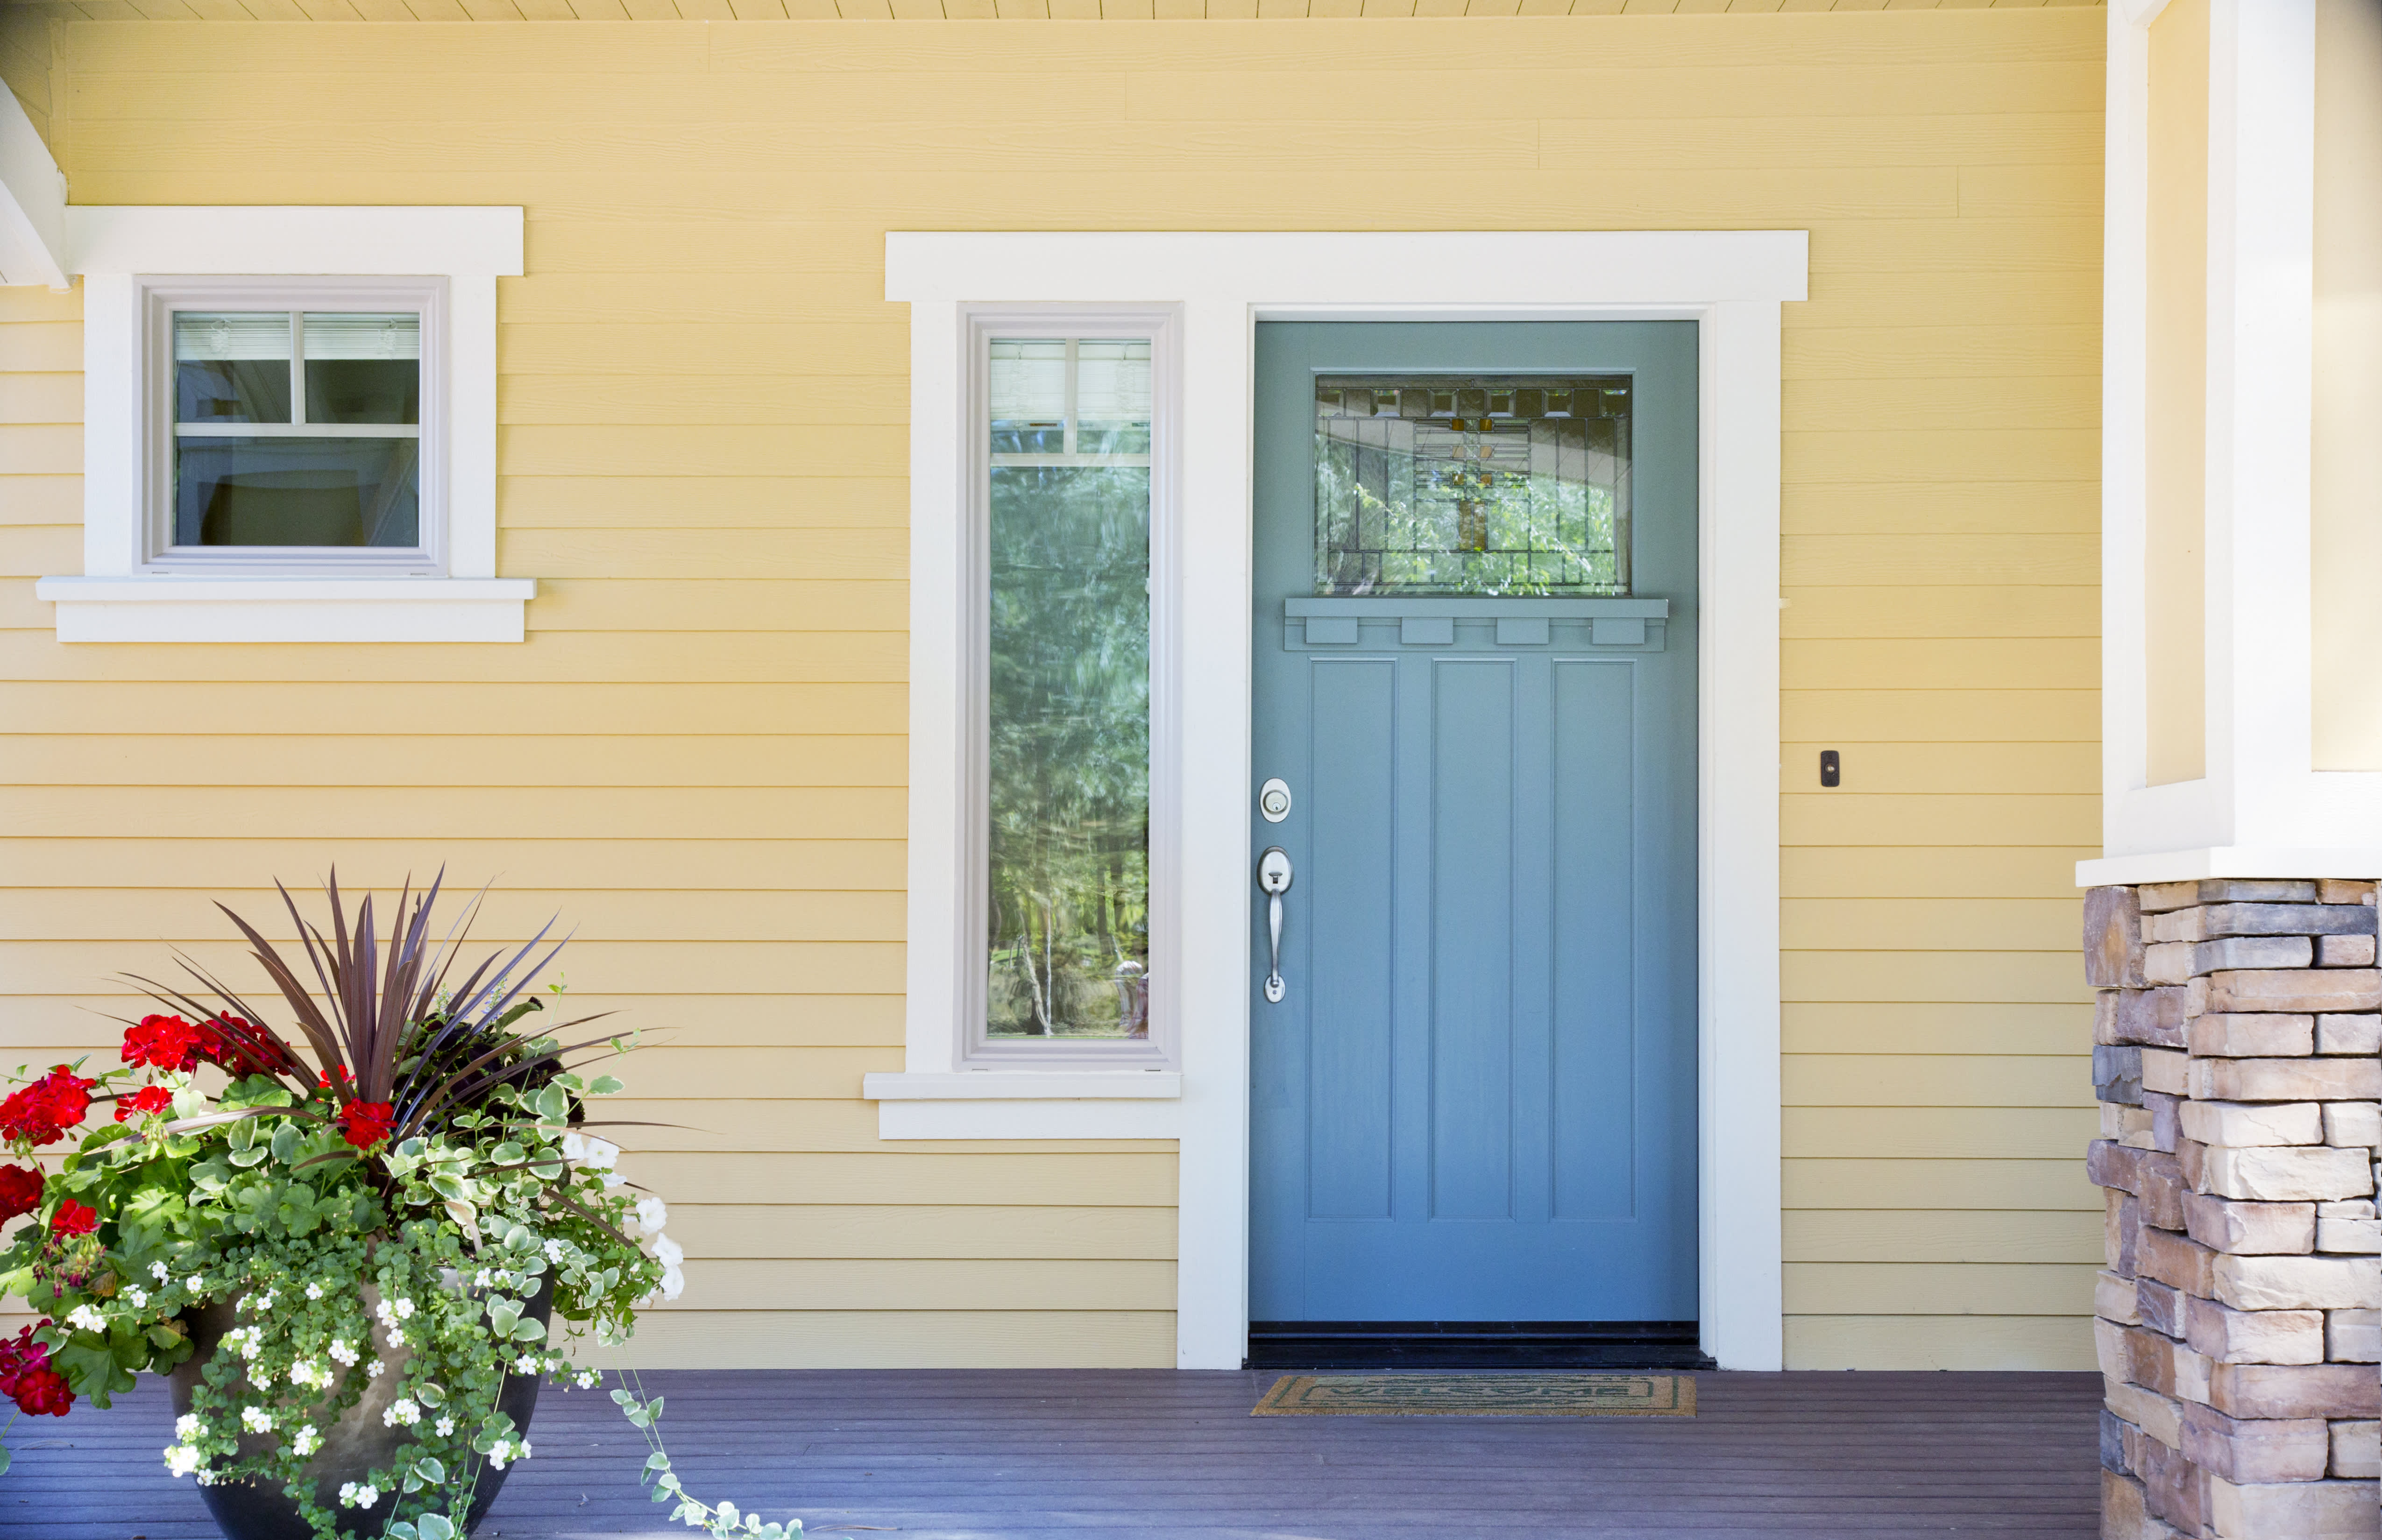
36;205;532;643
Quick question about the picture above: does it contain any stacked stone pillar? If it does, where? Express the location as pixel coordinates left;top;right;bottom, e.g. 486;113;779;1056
2090;879;2382;1538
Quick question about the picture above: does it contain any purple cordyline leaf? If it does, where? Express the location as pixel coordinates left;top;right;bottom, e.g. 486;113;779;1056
395;1021;617;1141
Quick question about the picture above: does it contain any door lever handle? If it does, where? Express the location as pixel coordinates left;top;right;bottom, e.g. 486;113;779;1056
1257;846;1293;1003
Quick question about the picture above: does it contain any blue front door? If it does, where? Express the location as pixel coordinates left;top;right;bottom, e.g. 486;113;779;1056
1249;323;1698;1325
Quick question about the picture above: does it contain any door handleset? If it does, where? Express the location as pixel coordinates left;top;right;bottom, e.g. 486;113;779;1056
1258;846;1293;1003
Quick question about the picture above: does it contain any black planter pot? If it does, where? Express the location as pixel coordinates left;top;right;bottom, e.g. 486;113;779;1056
167;1275;553;1540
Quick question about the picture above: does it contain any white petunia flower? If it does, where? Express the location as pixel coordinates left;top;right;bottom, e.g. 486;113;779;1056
291;1424;322;1458
241;1406;274;1434
659;1266;685;1302
633;1195;668;1234
382;1398;420;1428
651;1236;684;1270
65;1305;106;1332
163;1444;202;1478
174;1413;200;1441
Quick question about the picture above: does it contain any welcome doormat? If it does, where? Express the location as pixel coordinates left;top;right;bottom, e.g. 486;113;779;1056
1251;1373;1695;1417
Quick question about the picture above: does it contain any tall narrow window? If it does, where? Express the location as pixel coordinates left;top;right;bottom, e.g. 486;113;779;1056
984;338;1153;1043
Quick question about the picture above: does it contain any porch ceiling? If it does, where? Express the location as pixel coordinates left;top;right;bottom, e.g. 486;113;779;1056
2;0;2101;20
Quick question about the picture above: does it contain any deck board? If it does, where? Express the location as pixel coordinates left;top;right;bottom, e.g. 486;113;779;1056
8;1369;2099;1537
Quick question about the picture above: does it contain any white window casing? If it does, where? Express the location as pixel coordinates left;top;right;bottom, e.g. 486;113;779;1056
35;205;531;643
870;230;1805;1374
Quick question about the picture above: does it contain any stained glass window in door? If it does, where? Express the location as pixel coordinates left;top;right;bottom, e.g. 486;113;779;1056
984;338;1153;1041
1312;376;1631;595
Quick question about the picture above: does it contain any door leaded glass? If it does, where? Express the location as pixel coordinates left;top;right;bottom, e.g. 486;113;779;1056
1312;375;1632;596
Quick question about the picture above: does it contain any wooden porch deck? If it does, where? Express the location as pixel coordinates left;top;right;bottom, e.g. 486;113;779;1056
14;1369;2100;1539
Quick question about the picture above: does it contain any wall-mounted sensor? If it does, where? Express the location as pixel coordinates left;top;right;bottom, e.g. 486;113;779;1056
1819;750;1841;788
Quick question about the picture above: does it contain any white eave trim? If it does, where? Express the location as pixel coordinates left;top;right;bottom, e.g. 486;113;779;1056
0;85;67;289
35;577;537;643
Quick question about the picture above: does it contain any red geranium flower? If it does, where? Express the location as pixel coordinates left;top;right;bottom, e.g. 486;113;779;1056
113;1086;174;1123
0;1068;95;1147
48;1199;97;1237
0;1326;71;1418
0;1165;42;1223
121;1014;202;1074
339;1101;396;1150
9;1366;72;1417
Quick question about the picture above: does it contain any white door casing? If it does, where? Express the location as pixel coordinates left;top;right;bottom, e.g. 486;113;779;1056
881;231;1805;1372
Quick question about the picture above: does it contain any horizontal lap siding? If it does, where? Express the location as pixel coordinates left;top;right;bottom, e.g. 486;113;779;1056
3;6;2099;1369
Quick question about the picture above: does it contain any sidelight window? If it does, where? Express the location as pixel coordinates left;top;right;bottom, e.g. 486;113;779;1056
981;337;1155;1048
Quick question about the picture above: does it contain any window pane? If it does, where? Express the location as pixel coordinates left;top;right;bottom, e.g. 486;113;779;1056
174;312;291;425
985;337;1153;1042
1313;375;1632;596
304;312;421;425
174;438;420;549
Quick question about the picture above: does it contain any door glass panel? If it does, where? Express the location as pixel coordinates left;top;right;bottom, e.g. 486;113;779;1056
1312;375;1631;596
985;338;1152;1041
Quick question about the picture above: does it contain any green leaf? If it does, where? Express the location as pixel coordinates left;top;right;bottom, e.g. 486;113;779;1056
588;1075;624;1096
0;1444;11;1476
417;1382;446;1408
226;1144;270;1169
512;1317;547;1343
418;1517;457;1540
415;1456;446;1484
645;1451;671;1471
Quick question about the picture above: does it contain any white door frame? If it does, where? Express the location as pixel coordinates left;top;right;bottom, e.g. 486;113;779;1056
884;232;1805;1372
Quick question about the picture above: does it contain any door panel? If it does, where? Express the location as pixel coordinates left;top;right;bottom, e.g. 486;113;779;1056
1249;322;1698;1326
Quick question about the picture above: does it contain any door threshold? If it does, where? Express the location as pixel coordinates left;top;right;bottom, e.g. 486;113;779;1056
1245;1321;1715;1372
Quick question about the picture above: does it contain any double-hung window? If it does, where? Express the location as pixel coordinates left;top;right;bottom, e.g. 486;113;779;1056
38;207;525;643
968;325;1174;1066
152;280;442;571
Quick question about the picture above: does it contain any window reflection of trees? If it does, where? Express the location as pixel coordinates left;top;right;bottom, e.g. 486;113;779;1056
986;464;1151;1040
1313;380;1631;597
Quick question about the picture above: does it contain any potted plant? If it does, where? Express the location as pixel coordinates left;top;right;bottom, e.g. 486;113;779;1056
0;874;798;1540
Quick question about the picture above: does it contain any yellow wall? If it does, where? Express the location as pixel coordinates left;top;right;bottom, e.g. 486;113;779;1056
2142;0;2205;787
2312;0;2382;771
0;6;2104;1369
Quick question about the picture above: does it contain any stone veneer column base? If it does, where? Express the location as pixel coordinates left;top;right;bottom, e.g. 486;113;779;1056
2089;878;2382;1539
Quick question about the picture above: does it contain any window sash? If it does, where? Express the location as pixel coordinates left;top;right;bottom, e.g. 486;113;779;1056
142;279;445;573
964;314;1176;1067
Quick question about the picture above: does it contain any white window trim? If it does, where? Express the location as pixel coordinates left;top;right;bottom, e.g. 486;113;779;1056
955;311;1180;1071
35;205;532;643
871;231;1804;1374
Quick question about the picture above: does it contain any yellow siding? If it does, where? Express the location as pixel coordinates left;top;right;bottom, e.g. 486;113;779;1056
1;6;2101;1369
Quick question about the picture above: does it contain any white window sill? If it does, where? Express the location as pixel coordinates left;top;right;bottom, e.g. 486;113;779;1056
863;1071;1182;1141
35;577;537;643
